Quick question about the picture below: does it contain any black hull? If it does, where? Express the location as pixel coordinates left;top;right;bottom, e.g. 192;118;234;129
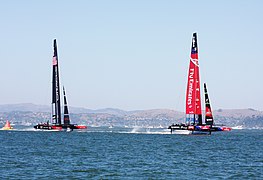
34;124;54;130
168;124;211;134
33;123;83;131
168;123;231;134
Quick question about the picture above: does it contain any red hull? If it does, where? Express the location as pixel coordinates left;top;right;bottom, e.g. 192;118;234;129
34;124;88;131
75;125;87;129
221;127;232;131
51;125;63;130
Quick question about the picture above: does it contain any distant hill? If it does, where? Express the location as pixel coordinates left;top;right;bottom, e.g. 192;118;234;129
0;103;128;115
214;108;263;118
0;103;50;112
0;103;262;117
0;103;262;128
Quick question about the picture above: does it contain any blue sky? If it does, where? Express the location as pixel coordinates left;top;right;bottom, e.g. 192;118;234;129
0;0;262;111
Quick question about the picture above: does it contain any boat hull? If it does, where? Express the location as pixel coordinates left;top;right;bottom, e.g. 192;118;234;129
75;125;87;129
0;127;14;131
34;124;60;131
168;124;211;135
170;129;209;135
210;126;232;131
168;124;231;134
169;129;211;135
34;123;87;131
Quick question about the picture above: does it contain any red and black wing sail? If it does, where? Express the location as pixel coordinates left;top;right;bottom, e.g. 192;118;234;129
63;86;70;125
52;39;61;125
185;33;202;125
204;83;214;125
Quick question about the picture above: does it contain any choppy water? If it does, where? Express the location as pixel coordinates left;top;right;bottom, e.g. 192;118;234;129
0;127;262;179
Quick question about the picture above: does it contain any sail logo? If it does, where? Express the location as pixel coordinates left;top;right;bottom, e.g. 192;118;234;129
192;37;197;48
53;56;58;65
190;58;199;66
187;68;194;107
206;118;213;121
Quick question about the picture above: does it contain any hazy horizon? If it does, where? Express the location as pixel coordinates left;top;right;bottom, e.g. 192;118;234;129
0;1;262;111
0;102;262;112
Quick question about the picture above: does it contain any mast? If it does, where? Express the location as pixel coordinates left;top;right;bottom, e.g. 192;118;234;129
63;86;70;125
204;83;214;125
52;39;62;125
185;33;202;125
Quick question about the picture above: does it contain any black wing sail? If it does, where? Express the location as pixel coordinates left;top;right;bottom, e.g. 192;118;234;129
52;39;62;125
204;83;214;125
63;86;70;125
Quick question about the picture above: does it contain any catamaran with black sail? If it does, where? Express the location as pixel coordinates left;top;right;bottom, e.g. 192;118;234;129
34;39;87;131
168;33;231;134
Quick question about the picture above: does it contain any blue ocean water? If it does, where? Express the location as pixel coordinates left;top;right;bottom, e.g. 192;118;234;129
0;127;262;179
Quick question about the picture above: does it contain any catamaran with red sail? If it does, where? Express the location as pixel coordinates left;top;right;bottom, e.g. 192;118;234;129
168;33;231;134
34;39;87;131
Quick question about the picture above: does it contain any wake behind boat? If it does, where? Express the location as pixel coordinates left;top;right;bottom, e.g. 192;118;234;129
34;39;87;131
168;33;231;135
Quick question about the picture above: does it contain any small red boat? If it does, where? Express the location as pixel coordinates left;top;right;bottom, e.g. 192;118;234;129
1;120;13;130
